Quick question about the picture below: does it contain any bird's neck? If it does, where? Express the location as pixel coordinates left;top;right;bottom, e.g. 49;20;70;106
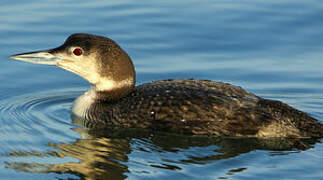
94;76;135;101
72;80;134;119
72;87;98;118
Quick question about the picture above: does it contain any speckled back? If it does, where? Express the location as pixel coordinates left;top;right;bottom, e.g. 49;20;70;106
80;79;323;137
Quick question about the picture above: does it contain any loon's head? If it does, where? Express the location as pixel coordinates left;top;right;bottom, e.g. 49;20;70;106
10;33;136;96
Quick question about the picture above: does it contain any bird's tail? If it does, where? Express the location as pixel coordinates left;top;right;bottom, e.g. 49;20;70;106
257;99;323;138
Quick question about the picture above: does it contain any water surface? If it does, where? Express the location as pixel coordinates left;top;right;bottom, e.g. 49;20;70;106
1;0;323;179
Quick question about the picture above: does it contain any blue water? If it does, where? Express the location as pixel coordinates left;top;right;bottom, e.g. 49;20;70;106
1;0;323;179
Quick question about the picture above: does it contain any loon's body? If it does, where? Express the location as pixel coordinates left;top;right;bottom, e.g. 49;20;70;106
10;33;323;137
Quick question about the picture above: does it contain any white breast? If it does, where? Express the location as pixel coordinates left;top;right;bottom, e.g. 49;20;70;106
72;87;97;118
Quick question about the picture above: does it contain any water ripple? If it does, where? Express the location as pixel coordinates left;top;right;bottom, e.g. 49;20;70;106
0;88;83;154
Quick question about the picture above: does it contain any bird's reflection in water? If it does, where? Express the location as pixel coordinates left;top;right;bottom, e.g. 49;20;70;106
5;124;321;180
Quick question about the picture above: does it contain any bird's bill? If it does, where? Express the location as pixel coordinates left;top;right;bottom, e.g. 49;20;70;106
9;50;63;65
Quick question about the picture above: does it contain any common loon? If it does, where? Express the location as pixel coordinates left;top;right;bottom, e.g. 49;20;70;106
10;33;323;137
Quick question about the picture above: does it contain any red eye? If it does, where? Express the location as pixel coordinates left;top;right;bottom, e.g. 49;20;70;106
73;48;83;56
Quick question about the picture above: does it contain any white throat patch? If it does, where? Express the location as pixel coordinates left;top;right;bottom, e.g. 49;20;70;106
72;79;134;118
72;87;97;118
95;77;133;91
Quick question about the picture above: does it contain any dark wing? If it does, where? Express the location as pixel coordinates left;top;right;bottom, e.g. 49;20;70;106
110;79;273;136
85;79;322;137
